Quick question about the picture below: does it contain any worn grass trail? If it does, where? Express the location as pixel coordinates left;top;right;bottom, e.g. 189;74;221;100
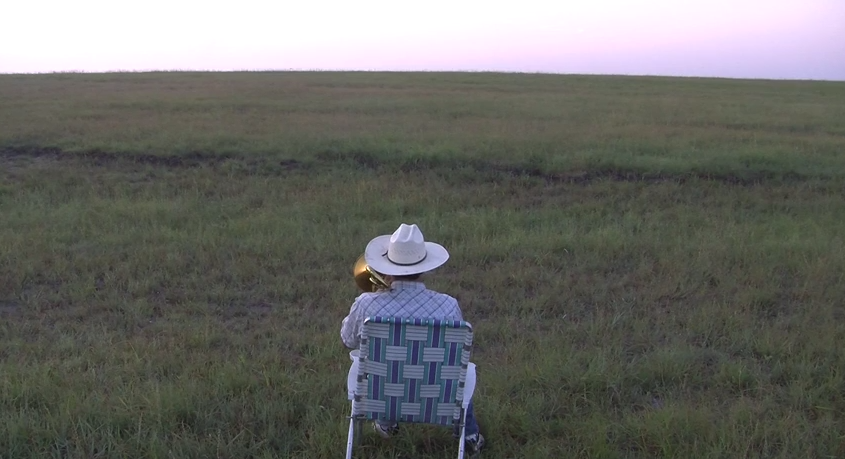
1;72;844;458
2;71;844;180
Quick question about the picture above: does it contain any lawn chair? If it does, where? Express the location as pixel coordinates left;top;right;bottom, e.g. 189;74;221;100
345;316;477;459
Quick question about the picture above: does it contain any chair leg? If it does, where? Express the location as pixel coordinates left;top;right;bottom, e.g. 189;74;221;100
356;419;364;446
346;401;357;459
346;416;355;459
457;420;467;459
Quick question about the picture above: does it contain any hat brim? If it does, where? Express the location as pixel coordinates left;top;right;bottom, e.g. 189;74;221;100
364;235;450;276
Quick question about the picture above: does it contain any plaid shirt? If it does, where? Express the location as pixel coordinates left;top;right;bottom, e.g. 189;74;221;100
340;281;463;349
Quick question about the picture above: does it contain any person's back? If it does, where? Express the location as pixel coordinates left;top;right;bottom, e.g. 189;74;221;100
341;277;462;348
340;223;485;454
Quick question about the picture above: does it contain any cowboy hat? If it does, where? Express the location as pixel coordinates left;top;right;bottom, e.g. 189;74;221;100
364;223;449;276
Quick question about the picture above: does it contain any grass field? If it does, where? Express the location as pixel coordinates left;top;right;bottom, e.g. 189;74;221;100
1;71;844;458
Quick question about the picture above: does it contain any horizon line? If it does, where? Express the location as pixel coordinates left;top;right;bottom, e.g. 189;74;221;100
2;68;843;83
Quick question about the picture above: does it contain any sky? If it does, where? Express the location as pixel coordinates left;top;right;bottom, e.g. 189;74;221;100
1;0;843;80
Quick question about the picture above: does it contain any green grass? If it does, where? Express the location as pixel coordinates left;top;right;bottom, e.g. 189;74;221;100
1;71;845;458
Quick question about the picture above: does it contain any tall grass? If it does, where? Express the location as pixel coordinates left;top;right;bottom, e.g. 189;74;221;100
2;72;844;179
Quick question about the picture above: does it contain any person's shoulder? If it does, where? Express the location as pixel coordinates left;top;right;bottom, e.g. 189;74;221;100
428;290;465;320
354;291;380;303
426;288;459;305
354;290;394;305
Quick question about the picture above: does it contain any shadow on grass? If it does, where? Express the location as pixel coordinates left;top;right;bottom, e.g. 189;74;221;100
0;144;817;187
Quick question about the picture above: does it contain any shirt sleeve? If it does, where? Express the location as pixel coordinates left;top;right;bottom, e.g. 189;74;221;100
340;296;364;349
453;298;464;321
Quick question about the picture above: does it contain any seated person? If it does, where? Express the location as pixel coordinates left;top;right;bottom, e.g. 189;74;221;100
341;223;485;454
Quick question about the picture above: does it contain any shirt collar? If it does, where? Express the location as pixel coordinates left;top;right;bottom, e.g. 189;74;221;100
390;280;426;290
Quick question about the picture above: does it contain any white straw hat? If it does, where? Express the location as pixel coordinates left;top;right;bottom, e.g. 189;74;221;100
363;223;449;276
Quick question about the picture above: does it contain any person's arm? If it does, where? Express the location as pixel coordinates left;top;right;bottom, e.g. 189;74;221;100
340;298;364;349
451;295;464;321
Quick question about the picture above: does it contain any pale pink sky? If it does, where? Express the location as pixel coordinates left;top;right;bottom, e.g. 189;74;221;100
1;0;843;80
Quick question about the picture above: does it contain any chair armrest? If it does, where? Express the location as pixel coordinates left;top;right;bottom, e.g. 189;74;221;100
462;362;476;408
347;359;359;400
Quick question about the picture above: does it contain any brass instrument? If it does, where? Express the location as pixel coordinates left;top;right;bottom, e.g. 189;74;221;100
353;254;390;292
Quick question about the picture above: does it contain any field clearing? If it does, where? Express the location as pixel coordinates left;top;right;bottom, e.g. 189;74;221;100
1;71;845;458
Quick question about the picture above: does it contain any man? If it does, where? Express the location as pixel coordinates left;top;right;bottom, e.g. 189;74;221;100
341;223;485;454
